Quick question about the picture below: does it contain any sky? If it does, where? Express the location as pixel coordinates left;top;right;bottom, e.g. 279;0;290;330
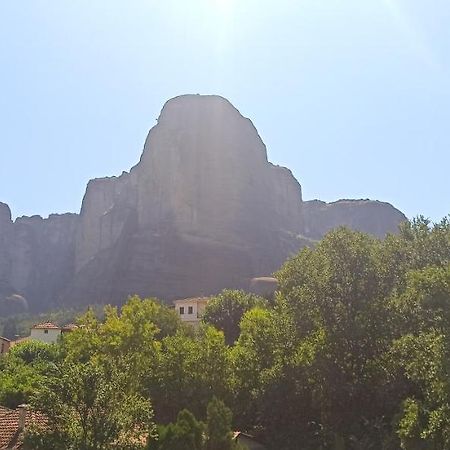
0;0;449;221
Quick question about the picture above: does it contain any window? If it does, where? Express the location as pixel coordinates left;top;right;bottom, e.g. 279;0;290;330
179;306;185;315
44;329;49;334
188;306;193;314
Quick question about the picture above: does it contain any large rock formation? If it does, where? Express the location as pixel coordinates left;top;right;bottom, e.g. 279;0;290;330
65;96;305;305
0;95;407;312
0;202;14;300
0;202;78;312
303;199;407;241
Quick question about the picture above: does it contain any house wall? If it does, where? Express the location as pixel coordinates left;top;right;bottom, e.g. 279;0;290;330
174;300;208;325
30;328;61;344
197;301;207;318
0;338;10;354
176;301;199;322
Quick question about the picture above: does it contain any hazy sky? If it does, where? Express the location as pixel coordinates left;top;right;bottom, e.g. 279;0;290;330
1;1;449;221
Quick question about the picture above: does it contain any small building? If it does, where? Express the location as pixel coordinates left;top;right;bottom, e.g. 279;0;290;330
0;323;77;353
30;322;62;344
61;323;78;334
0;337;11;355
174;297;209;326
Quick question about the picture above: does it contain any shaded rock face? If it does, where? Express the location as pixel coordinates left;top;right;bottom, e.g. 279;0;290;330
0;203;14;299
65;96;304;305
303;199;408;240
0;95;407;311
0;202;79;312
249;277;279;300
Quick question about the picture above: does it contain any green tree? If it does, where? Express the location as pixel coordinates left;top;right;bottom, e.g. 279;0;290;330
389;331;450;449
150;409;204;450
0;341;59;408
231;307;323;449
202;290;268;345
8;339;60;364
389;265;450;336
274;228;395;446
377;216;450;294
62;296;181;396
25;358;156;450
206;397;241;450
148;325;231;423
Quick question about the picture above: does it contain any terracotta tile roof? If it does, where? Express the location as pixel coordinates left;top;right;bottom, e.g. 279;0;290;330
173;296;210;304
0;405;47;449
61;323;78;331
0;406;12;418
32;322;60;330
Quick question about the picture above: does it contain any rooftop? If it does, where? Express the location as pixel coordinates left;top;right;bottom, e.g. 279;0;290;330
31;322;60;330
0;405;47;449
173;297;210;305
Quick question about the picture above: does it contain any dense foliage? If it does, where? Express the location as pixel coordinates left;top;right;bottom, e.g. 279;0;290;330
203;290;268;344
0;216;449;449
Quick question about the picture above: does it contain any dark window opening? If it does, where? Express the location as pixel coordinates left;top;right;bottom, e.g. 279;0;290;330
188;306;193;314
179;306;185;315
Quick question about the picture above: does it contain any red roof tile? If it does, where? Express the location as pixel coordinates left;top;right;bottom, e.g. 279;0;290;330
32;322;60;330
173;296;210;304
61;323;78;331
0;406;12;418
0;406;47;449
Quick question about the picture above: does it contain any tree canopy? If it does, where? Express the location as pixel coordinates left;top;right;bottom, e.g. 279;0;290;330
1;215;450;449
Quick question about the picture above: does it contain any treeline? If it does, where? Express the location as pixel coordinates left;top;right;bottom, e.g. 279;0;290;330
0;216;449;449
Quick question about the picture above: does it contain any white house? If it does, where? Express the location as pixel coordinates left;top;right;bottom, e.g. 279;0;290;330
0;323;77;353
29;322;62;344
174;297;209;326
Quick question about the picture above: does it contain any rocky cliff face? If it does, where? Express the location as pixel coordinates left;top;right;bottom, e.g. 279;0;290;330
303;199;407;240
0;202;78;312
0;203;14;299
64;96;305;305
0;95;407;311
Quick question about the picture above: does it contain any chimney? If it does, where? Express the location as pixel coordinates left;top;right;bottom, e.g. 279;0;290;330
17;404;28;430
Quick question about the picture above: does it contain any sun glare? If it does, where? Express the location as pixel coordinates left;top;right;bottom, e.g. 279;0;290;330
212;0;234;16
205;0;236;55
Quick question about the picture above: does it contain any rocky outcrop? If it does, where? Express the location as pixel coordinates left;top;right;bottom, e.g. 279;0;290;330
249;277;279;300
0;202;14;300
64;95;305;305
0;209;79;312
0;95;407;312
303;199;408;240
